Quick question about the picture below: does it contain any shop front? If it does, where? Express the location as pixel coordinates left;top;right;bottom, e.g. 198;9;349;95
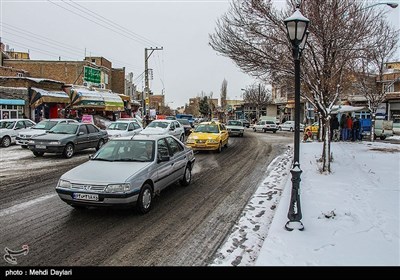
69;88;124;121
0;99;25;119
29;87;70;121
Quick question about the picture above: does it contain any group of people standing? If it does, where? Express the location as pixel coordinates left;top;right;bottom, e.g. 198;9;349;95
330;114;361;141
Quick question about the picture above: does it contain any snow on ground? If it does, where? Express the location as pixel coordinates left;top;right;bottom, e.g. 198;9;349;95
212;141;400;266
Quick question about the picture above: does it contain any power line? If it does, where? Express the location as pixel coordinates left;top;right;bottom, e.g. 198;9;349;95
47;0;162;48
1;22;142;71
63;0;161;47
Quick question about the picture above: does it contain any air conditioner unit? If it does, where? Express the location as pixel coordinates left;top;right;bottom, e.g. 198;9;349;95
100;83;106;89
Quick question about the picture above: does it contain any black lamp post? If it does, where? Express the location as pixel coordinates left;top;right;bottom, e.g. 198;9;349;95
283;8;309;231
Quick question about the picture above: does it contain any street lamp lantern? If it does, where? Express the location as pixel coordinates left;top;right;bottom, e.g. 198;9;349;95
284;10;310;45
283;8;310;231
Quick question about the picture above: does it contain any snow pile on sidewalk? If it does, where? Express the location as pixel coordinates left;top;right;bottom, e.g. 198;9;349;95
211;141;399;266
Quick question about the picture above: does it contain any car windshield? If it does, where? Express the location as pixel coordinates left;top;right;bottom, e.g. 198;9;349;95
0;121;15;129
49;123;78;134
266;121;275;124
32;120;58;130
195;124;219;133
147;121;168;129
177;119;190;125
92;139;155;162
107;122;128;131
228;121;242;126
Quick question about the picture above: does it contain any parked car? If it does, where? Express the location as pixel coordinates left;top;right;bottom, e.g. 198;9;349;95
226;120;244;137
140;120;185;142
186;121;229;152
0;118;36;147
27;123;108;158
16;119;78;148
393;119;400;135
360;118;394;140
106;120;143;139
253;120;278;133
55;134;195;214
238;119;250;128
278;121;305;132
176;119;192;136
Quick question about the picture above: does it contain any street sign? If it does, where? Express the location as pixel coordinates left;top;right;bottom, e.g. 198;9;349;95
84;66;101;84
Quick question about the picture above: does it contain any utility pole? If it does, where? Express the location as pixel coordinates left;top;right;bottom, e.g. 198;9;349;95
144;47;163;116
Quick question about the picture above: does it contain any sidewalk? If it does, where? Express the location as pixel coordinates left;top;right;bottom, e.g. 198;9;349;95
212;140;400;266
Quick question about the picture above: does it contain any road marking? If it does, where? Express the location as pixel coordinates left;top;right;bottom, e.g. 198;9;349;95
0;194;57;217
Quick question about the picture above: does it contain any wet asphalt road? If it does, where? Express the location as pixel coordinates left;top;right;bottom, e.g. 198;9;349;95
0;130;292;266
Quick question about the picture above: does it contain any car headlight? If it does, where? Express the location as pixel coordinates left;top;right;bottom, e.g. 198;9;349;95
207;139;218;143
105;183;131;193
28;140;35;144
186;139;195;144
48;141;61;145
57;179;71;189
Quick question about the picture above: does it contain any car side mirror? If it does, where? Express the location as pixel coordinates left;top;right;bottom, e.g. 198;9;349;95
157;154;170;163
78;131;85;135
89;155;93;160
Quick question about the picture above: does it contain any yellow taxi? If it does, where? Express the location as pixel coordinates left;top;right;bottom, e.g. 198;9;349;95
305;122;319;134
186;121;229;152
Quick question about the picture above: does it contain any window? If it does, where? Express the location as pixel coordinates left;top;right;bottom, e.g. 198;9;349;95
79;125;88;135
157;138;169;157
165;136;183;156
15;121;25;129
86;124;98;133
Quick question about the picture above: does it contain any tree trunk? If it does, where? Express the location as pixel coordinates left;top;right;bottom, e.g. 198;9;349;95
321;118;331;173
370;114;376;142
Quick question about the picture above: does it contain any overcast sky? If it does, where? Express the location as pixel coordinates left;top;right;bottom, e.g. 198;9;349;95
1;0;399;109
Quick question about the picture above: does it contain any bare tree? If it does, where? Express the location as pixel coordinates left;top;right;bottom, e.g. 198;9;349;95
220;79;228;109
355;19;399;141
220;79;228;122
209;0;397;172
243;83;271;120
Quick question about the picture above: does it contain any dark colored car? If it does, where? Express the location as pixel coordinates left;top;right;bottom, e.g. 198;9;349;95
238;119;250;128
177;119;192;136
28;123;108;158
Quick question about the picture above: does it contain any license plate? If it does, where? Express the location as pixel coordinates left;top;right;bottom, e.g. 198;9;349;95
73;193;99;201
35;145;46;149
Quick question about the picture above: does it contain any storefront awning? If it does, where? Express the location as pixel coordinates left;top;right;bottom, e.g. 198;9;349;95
118;94;131;102
30;87;70;108
70;88;124;111
331;105;367;114
103;92;124;111
70;88;105;108
0;99;25;106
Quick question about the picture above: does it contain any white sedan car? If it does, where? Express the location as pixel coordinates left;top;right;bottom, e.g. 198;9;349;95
106;120;143;139
140;120;185;142
56;134;195;214
226;120;244;137
0;118;36;147
278;121;304;132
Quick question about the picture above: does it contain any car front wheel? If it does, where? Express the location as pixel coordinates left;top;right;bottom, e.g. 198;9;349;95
137;184;153;214
96;139;104;151
1;136;11;147
63;143;75;158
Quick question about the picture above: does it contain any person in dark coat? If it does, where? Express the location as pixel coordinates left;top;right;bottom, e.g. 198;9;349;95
330;115;340;141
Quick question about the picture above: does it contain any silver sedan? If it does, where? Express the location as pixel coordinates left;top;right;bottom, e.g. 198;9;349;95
56;134;195;214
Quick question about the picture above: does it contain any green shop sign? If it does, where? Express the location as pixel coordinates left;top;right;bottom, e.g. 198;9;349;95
84;66;101;84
